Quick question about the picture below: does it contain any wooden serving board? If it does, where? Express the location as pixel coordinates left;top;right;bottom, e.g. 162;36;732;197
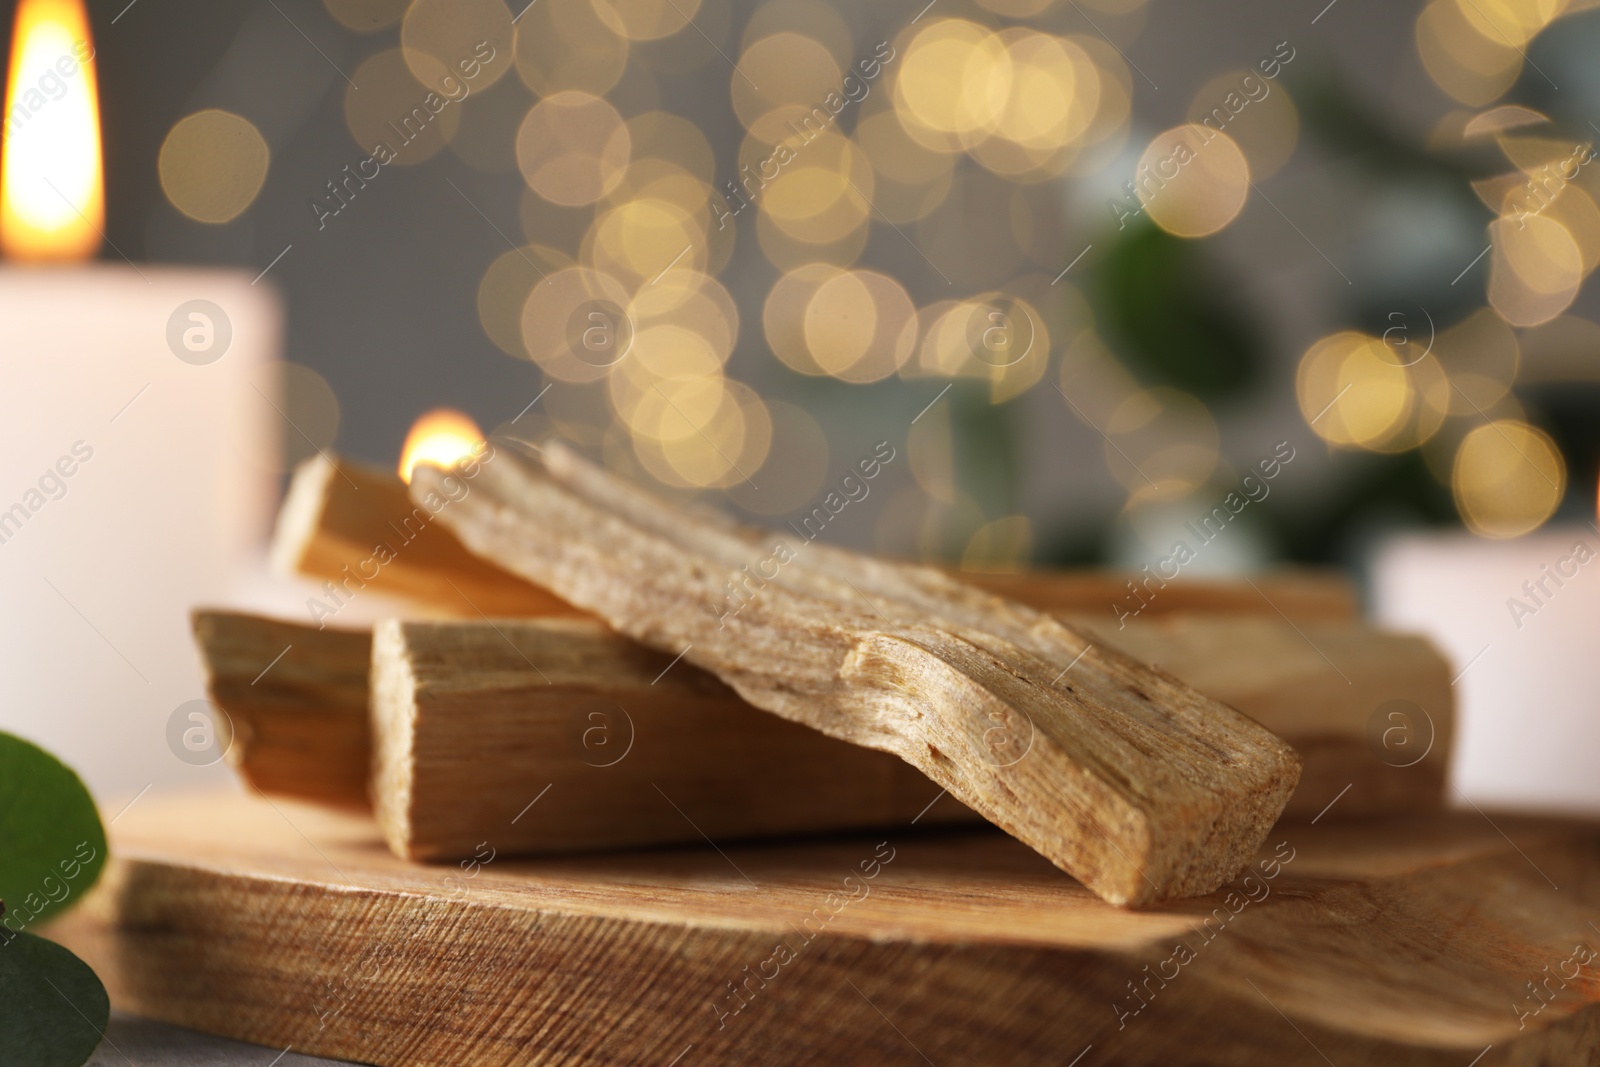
49;790;1600;1065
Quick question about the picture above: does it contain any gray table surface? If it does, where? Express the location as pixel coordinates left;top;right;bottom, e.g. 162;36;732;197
88;1014;354;1066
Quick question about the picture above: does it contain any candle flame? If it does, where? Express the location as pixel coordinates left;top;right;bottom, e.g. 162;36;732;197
399;409;484;484
1;0;102;261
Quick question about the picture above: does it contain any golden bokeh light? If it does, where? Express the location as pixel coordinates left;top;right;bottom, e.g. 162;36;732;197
590;0;703;41
585;196;707;287
344;49;461;164
1135;124;1251;238
1452;420;1565;538
624;111;717;185
629;270;740;363
755;205;869;271
519;265;635;383
1298;332;1417;450
765;262;843;375
631;378;772;490
513;0;629;97
744;129;873;245
730;32;843;145
398;409;484;484
802;268;918;382
400;0;513;90
476;243;573;358
742;0;853;69
158;109;269;224
1487;214;1583;326
1461;104;1550;138
1416;0;1523;106
991;31;1099;151
515;92;632;207
1185;69;1298;181
1452;0;1567;48
894;19;1013;145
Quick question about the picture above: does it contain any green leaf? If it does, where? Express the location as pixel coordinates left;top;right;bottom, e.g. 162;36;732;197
0;733;106;932
0;931;108;1067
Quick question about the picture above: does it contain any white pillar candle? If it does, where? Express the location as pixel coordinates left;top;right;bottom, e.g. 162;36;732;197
1372;525;1600;814
0;266;278;796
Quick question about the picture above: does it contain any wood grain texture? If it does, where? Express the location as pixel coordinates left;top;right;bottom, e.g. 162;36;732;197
410;441;1301;905
48;790;1600;1066
275;454;1356;623
271;453;579;618
372;617;975;860
194;609;1449;831
1073;613;1453;818
191;610;371;809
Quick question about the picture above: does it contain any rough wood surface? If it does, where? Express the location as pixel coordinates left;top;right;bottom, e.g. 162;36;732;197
194;610;1449;830
1074;614;1453;818
191;610;371;809
410;442;1301;906
372;616;975;860
47;790;1600;1066
271;453;580;618
276;453;1356;623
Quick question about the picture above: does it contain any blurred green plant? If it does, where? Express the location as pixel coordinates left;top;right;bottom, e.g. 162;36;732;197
0;732;108;1067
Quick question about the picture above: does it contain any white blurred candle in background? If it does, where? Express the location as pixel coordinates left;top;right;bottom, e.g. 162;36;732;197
0;0;278;797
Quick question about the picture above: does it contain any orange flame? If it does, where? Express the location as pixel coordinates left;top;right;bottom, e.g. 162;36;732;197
399;409;484;484
1;0;102;261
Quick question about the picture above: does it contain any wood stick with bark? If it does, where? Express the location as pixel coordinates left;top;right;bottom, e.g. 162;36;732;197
410;441;1304;906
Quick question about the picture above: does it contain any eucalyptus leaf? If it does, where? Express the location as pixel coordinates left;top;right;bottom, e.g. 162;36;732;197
0;931;107;1067
0;732;106;932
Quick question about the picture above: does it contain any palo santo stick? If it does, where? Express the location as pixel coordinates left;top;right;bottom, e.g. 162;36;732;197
1073;614;1452;819
372;617;977;860
192;611;371;809
274;453;1356;623
412;442;1302;906
271;453;579;619
192;610;975;854
193;609;1450;829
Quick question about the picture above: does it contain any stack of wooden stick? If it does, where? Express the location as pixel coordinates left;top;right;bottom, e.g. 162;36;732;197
195;441;1454;907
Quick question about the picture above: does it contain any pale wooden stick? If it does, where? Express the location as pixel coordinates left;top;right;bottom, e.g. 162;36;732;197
372;617;974;860
192;609;1450;833
411;441;1303;906
192;610;371;809
271;453;579;618
192;610;975;855
274;453;1357;622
